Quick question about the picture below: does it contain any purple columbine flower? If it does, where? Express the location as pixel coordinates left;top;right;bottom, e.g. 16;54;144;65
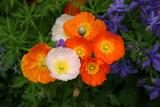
128;0;151;15
144;11;160;37
128;0;159;11
142;41;160;72
128;0;160;37
98;0;128;33
128;1;138;11
151;0;160;11
56;39;65;47
108;0;128;14
107;0;128;33
105;15;128;33
138;78;160;100
110;59;138;78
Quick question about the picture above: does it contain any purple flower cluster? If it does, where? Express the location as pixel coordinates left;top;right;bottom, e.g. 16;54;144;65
100;0;128;33
142;42;160;72
138;78;160;100
140;42;160;100
110;59;137;78
128;0;160;11
98;0;160;36
128;0;160;37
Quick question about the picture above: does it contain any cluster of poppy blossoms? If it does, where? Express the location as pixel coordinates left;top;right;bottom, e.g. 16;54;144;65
21;12;125;86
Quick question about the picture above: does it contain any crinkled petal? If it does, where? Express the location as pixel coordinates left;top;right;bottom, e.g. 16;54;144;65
129;69;138;74
153;41;159;52
150;88;159;100
142;59;151;69
152;59;160;72
119;69;128;78
51;14;74;41
128;1;138;11
143;85;154;91
110;63;120;73
46;47;81;81
153;78;160;86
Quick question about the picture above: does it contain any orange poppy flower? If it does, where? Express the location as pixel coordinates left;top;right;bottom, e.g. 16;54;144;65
94;31;125;64
64;0;86;16
80;58;110;86
21;43;56;84
64;12;107;41
65;37;93;60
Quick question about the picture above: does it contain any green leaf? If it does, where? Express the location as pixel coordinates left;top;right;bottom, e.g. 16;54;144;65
12;4;40;29
118;87;139;107
0;50;16;72
0;0;19;14
37;0;66;17
11;76;27;88
82;0;112;14
108;94;120;106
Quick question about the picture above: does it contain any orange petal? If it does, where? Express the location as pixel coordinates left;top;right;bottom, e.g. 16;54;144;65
80;58;110;86
64;19;79;38
65;37;93;60
93;19;107;32
29;43;51;60
74;12;95;24
21;43;56;84
64;12;107;41
94;31;125;64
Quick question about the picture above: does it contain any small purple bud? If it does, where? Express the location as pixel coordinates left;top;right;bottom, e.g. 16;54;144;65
56;39;65;47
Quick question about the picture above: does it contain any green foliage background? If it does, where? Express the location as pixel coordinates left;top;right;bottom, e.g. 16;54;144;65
0;0;160;107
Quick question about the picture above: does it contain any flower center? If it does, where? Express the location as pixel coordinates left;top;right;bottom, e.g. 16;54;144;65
53;60;69;74
86;62;99;75
39;57;47;68
78;23;91;37
100;41;113;53
74;47;86;57
78;26;86;36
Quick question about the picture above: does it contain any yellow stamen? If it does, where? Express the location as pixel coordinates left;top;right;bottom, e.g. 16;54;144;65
39;57;47;68
100;41;113;53
53;60;69;74
74;47;86;57
86;62;99;75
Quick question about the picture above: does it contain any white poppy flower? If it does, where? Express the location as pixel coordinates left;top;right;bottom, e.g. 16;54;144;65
51;14;74;41
46;47;81;81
